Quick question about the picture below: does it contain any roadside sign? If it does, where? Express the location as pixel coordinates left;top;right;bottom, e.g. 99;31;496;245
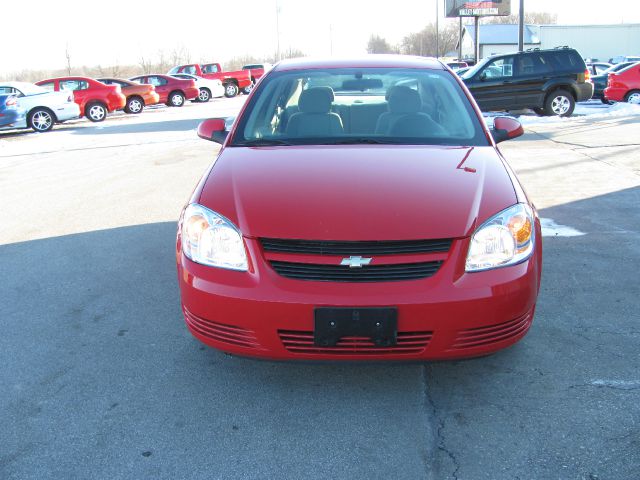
445;0;511;17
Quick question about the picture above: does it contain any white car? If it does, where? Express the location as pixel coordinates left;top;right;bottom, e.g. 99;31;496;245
0;81;80;132
169;73;225;102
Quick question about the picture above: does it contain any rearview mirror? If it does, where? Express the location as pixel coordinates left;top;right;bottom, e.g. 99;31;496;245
492;117;524;143
198;118;227;144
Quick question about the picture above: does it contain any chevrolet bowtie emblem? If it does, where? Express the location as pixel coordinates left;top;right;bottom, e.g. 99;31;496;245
340;256;372;268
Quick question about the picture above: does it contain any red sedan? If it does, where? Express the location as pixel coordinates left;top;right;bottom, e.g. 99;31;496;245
36;77;126;122
603;62;640;104
97;78;160;114
177;56;542;361
129;74;198;107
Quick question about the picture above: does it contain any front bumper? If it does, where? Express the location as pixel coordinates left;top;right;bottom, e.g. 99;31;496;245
0;109;26;128
177;232;542;361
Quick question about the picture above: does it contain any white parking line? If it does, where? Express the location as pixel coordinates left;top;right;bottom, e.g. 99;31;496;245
540;218;586;237
590;380;640;390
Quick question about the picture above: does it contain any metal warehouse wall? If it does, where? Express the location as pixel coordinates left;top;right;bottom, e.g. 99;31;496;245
539;24;640;61
480;44;538;57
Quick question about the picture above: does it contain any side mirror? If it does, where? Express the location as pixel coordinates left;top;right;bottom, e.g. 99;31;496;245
492;116;524;143
197;118;227;144
479;71;487;81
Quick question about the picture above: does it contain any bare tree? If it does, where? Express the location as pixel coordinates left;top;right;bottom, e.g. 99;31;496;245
65;44;72;76
266;48;305;63
400;23;459;57
486;11;558;25
367;35;396;54
226;54;263;71
156;49;171;73
139;55;151;74
110;61;121;78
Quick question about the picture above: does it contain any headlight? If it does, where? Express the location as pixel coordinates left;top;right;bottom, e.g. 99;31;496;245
180;204;248;271
465;204;535;272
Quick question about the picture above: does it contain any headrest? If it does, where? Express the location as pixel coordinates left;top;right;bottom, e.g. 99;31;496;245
387;86;421;114
299;87;334;113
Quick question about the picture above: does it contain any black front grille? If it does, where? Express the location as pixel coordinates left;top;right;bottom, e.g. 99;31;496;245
261;238;452;256
270;260;443;282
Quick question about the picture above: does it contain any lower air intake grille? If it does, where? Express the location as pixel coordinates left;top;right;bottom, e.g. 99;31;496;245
450;310;533;350
269;260;443;282
279;330;432;355
183;307;261;350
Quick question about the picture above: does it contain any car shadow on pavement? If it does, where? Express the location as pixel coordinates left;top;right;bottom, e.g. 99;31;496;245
0;222;430;480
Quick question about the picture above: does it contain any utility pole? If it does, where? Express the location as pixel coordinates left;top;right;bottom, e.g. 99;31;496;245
275;0;281;61
435;0;439;58
518;0;524;51
458;16;463;61
474;16;480;64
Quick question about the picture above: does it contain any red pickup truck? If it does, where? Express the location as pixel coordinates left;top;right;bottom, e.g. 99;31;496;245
168;63;252;98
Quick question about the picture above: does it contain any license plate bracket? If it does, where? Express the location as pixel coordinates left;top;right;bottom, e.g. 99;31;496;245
314;307;398;347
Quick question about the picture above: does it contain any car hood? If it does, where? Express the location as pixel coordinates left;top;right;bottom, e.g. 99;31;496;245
197;145;517;240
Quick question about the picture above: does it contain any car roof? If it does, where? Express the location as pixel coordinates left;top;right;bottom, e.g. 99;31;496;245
273;55;445;72
0;81;47;94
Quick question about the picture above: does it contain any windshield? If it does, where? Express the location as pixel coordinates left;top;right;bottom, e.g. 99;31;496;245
231;67;487;147
460;58;490;80
613;62;640;74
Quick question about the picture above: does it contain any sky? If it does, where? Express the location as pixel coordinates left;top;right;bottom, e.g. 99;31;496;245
3;0;640;75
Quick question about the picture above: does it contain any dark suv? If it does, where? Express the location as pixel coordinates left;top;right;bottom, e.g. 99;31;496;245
461;47;593;117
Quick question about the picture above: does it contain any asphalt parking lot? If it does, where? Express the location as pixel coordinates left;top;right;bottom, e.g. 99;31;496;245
1;99;639;479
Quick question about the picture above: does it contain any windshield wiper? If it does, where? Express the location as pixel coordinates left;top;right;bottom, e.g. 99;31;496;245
328;138;400;145
234;139;294;147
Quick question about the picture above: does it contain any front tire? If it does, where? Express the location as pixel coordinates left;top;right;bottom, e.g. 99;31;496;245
197;88;211;102
167;91;185;107
544;89;575;117
624;90;640;104
86;102;107;122
124;96;144;114
224;82;239;98
28;108;55;132
242;83;254;95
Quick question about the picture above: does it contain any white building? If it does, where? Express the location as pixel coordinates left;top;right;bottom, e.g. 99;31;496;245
460;23;640;62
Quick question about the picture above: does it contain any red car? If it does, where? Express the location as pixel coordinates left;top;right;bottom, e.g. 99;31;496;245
129;74;199;106
177;56;542;361
97;78;160;114
35;77;126;122
603;62;640;104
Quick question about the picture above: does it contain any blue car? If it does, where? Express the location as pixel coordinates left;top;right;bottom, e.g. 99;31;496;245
0;94;26;128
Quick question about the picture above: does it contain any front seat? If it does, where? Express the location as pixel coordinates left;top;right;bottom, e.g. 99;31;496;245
286;87;344;137
375;86;426;134
376;85;443;137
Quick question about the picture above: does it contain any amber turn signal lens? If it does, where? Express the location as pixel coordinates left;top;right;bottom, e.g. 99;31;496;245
508;214;532;245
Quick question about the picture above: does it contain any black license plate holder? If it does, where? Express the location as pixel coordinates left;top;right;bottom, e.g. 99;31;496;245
314;307;398;347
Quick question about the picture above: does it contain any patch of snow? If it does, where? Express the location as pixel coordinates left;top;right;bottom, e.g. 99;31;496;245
540;218;586;237
484;100;640;127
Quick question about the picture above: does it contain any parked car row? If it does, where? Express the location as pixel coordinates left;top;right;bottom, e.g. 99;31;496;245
0;64;261;133
0;82;81;132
